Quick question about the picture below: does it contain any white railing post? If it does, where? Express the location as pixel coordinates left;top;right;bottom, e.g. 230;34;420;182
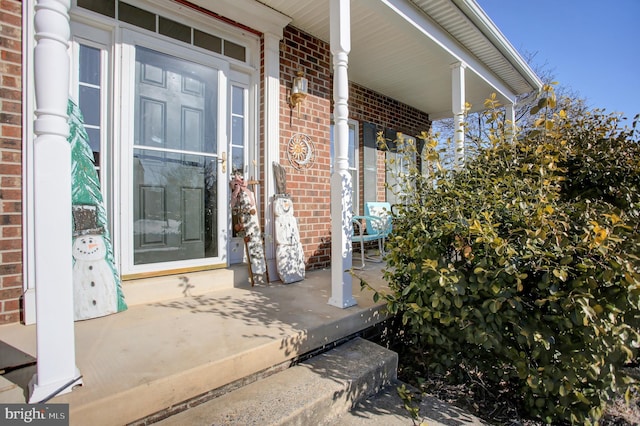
329;0;356;308
28;0;82;403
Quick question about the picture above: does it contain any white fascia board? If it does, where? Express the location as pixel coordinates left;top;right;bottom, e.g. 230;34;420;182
131;0;291;38
380;0;525;102
193;0;292;37
454;0;543;91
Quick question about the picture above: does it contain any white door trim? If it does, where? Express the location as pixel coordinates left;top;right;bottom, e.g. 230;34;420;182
119;29;230;276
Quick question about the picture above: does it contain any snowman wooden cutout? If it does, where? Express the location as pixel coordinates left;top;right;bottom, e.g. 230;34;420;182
273;194;305;283
72;205;118;320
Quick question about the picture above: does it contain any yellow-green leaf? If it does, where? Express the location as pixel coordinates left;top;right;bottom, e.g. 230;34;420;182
454;295;463;308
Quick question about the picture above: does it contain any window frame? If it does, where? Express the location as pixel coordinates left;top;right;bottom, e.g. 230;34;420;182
119;28;231;275
385;132;416;206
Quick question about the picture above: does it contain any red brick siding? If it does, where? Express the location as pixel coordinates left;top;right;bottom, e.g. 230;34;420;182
280;26;333;268
349;84;431;134
279;26;430;270
0;0;22;325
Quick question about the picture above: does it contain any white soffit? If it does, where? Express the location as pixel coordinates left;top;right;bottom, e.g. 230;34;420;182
191;0;291;36
236;0;542;117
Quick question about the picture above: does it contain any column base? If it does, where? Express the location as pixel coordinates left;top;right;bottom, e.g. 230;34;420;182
328;295;357;309
28;368;83;404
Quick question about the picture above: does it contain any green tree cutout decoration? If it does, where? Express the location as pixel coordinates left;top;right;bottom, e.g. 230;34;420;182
68;98;127;314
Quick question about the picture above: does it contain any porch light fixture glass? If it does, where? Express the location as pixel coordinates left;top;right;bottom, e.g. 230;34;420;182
290;70;308;117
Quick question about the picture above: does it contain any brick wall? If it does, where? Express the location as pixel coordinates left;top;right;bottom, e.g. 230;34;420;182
0;0;23;324
349;84;431;134
279;26;430;270
280;26;333;268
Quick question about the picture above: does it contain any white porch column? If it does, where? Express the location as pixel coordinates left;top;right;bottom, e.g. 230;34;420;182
263;32;281;280
451;62;466;169
328;0;356;308
505;102;516;143
29;0;82;403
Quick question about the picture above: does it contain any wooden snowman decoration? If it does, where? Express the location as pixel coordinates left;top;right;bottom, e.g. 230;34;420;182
273;195;305;283
72;205;118;320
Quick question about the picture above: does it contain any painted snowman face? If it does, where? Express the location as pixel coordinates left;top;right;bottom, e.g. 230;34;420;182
274;197;294;216
73;235;107;261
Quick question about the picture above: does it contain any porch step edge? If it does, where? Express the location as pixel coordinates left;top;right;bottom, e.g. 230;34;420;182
151;337;398;425
328;381;488;426
122;265;250;306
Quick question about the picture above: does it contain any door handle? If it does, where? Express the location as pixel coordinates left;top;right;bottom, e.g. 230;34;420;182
219;152;227;173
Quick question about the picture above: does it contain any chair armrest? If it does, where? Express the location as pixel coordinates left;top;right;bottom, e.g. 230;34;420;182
352;215;367;236
353;215;385;236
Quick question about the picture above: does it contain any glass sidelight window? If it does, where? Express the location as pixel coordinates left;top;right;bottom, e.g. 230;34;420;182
77;43;104;177
230;85;246;176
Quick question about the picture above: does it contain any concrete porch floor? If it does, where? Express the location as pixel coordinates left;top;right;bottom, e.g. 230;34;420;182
0;263;391;425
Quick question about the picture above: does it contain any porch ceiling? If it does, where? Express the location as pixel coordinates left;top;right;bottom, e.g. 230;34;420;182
200;0;543;120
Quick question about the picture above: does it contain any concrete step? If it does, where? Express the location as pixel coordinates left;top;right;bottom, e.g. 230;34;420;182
330;382;487;425
151;337;398;425
122;264;250;307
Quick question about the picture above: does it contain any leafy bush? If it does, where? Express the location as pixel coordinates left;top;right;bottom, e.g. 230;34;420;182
371;85;640;424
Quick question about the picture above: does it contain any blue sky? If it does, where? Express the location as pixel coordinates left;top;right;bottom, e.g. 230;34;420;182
476;0;640;118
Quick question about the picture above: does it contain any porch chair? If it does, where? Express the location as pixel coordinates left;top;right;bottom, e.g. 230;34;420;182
365;201;394;255
352;201;393;269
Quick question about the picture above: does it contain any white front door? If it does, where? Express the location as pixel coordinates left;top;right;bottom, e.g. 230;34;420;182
121;32;229;275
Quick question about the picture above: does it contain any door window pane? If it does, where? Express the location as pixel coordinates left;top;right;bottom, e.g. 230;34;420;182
119;2;156;32
159;16;191;44
79;85;100;125
78;44;102;173
194;30;222;54
230;85;245;175
133;46;219;265
78;0;115;18
133;150;218;263
223;40;246;62
79;44;100;85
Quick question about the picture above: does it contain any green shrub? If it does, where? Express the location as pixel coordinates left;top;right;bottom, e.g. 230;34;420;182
370;85;640;424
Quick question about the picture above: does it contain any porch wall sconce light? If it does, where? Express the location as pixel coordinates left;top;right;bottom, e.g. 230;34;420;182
289;70;308;118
